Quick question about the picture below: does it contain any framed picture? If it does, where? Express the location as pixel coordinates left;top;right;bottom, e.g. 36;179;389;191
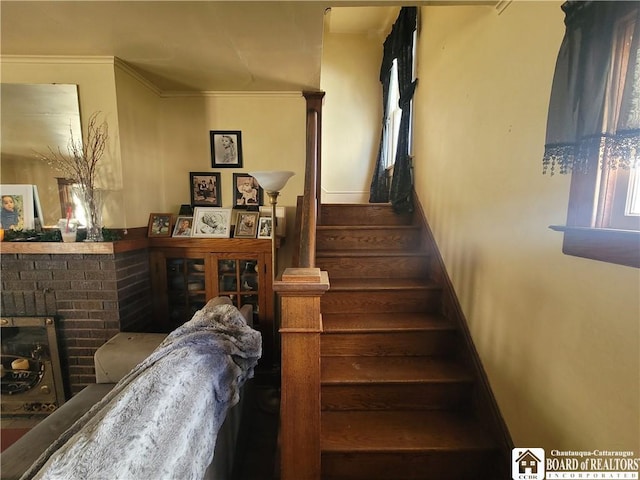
190;172;221;207
233;173;263;208
148;213;173;237
257;216;273;239
234;211;259;238
210;130;243;168
1;184;35;230
172;216;193;237
259;205;286;237
192;207;232;238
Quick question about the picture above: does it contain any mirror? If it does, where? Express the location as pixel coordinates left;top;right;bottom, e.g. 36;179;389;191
0;83;82;227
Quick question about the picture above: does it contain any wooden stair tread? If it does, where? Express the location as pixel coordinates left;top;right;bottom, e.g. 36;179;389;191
321;356;472;384
321;410;496;452
328;278;439;291
317;250;426;258
317;225;420;231
323;313;454;332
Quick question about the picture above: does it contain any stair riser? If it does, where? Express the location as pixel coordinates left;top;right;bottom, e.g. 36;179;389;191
321;205;414;226
316;229;420;251
316;255;429;279
321;331;458;356
321;290;441;314
321;383;472;411
322;450;499;480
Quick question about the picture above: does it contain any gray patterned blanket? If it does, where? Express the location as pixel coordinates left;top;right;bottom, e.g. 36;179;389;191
20;299;262;480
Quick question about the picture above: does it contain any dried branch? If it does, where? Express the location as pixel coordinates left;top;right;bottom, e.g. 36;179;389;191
39;111;108;190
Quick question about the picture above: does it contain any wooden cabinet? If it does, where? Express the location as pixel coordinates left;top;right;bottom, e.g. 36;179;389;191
149;238;274;364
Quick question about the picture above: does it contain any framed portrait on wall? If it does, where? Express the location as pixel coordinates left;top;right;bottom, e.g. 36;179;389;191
233;173;263;208
210;131;243;168
190;172;221;207
1;184;35;230
192;207;232;238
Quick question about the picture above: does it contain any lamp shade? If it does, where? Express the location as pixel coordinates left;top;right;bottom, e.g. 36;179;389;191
249;171;294;192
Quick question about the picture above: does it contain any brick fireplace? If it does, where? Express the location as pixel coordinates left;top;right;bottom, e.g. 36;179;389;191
0;240;153;397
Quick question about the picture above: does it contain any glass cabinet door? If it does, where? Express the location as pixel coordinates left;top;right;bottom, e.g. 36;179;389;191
166;257;207;328
216;257;260;324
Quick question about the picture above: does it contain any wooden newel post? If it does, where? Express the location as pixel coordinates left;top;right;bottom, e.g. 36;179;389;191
274;267;330;480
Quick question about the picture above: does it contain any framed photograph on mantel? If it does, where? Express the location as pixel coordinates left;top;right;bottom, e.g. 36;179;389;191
192;207;232;238
1;184;35;230
233;173;263;209
234;211;259;238
148;213;173;237
190;172;221;207
210;130;243;168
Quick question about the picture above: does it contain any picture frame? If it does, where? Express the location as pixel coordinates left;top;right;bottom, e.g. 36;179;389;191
192;207;232;238
1;184;35;230
148;213;173;237
210;130;243;168
233;173;263;208
259;205;286;237
234;211;259;238
172;216;193;237
190;172;221;207
257;216;273;239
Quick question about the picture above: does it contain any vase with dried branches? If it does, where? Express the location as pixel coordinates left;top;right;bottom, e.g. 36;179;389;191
40;112;108;242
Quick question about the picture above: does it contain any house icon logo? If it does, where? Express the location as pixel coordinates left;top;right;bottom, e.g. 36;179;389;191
512;448;545;480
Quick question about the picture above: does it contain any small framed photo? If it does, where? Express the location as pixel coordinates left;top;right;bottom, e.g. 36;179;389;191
148;213;173;237
172;216;193;237
1;184;35;230
233;173;263;208
210;130;243;168
192;207;232;238
190;172;221;207
234;211;259;238
257;217;273;239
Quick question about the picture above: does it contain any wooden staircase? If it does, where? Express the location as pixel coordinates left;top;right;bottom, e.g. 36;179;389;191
315;204;508;480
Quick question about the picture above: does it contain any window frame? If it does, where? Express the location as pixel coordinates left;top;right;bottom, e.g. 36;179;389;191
551;9;640;269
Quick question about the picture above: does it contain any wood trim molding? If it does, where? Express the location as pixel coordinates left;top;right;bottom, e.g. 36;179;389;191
549;225;640;268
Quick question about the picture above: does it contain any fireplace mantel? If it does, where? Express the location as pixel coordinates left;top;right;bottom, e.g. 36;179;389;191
0;238;149;255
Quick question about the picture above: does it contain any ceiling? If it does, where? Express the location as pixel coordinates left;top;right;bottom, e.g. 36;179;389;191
0;1;404;93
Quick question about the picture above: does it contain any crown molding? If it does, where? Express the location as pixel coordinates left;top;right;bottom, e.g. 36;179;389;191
161;90;303;98
0;54;115;65
113;57;162;96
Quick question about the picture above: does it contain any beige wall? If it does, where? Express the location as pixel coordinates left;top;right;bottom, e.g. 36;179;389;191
114;63;162;228
321;29;384;203
159;92;307;271
414;2;639;450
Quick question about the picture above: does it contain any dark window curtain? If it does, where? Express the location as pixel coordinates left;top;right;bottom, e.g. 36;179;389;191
369;37;395;203
369;6;418;212
543;1;640;175
389;7;418;213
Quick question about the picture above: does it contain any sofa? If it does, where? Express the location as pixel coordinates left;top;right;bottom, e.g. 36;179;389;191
1;300;257;480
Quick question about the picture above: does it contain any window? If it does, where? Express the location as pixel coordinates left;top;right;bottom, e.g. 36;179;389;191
545;3;640;268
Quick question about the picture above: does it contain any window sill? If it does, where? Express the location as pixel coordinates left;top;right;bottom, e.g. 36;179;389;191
549;225;640;268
